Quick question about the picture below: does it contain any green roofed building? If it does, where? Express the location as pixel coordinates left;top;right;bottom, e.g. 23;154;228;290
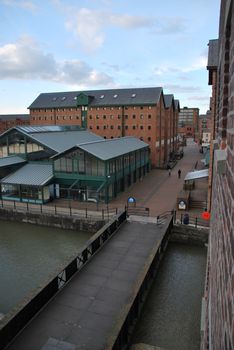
0;125;150;204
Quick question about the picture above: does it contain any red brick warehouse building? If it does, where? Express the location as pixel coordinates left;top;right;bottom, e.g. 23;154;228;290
28;87;180;168
201;1;234;349
0;114;29;134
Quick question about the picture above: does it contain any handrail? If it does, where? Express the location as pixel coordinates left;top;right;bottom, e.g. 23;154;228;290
155;209;210;228
126;205;150;217
0;199;119;221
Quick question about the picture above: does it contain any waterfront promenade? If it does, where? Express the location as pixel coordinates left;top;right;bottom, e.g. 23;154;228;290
6;218;171;350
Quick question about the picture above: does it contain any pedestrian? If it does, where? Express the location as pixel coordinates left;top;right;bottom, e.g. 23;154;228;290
178;169;181;178
168;168;171;176
183;212;189;225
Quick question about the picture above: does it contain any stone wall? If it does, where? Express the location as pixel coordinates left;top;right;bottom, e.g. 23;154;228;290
170;224;209;246
0;208;105;233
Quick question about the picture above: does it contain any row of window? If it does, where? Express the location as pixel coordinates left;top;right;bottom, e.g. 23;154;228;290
32;116;80;121
32;106;154;113
102;136;152;142
90;114;152;120
89;125;152;130
32;114;154;121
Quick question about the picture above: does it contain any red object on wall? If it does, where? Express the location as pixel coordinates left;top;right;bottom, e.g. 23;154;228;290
202;211;210;220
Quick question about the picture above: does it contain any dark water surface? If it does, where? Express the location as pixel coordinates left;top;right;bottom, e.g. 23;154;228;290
131;242;207;350
0;220;92;314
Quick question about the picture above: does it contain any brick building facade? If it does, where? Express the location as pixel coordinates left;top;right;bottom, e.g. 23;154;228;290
203;1;234;349
28;87;180;168
199;110;212;145
178;106;199;139
0;114;29;134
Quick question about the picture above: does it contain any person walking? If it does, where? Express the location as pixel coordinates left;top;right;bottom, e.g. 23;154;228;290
178;169;181;178
168;168;171;176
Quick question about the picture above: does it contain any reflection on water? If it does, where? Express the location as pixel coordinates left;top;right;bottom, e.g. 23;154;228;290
0;220;92;314
131;243;207;350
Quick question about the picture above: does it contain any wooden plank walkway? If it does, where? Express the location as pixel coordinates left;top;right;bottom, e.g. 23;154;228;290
6;218;171;350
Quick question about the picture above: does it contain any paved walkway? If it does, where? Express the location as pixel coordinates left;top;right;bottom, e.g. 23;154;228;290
7;219;170;350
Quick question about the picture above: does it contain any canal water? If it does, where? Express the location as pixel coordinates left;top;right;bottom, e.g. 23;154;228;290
0;220;92;315
131;242;207;350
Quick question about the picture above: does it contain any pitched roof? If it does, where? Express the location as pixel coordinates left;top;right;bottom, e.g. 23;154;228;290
174;99;180;111
0;114;29;121
29;130;102;153
0;126;103;153
164;94;174;109
1;163;53;186
28;87;163;109
0;156;26;168
54;137;149;161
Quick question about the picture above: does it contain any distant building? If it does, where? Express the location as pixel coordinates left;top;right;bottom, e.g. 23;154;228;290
178;107;199;139
28;87;180;168
0;114;29;134
0;125;150;204
199;110;212;147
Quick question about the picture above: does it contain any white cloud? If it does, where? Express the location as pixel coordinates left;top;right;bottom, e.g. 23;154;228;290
0;36;114;86
151;17;186;35
109;13;154;29
64;7;185;52
0;0;38;12
164;84;201;93
153;55;207;78
65;8;105;52
188;95;210;101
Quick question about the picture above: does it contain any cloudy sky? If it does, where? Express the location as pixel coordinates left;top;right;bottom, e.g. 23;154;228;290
0;0;220;114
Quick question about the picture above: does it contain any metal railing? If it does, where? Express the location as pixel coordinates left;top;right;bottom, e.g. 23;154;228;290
0;210;127;350
126;205;150;217
0;199;119;221
155;209;210;228
179;212;210;228
156;210;176;224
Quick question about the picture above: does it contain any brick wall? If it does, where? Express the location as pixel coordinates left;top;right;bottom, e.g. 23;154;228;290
30;94;175;168
203;1;234;349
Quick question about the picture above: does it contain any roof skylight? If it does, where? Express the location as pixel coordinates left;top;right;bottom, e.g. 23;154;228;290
52;97;57;101
113;94;118;98
131;93;136;98
61;97;66;101
100;95;105;99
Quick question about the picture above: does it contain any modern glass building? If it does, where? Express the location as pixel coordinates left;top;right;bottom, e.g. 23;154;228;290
0;125;150;204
